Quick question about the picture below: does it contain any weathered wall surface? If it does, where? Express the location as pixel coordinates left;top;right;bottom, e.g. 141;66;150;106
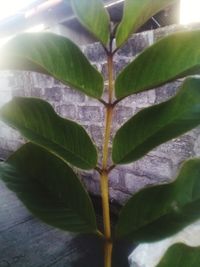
1;24;200;204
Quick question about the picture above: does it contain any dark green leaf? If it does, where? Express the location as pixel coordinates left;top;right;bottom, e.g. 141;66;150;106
0;143;98;234
71;0;110;45
115;30;200;99
112;78;200;165
0;32;103;98
0;97;97;170
116;159;200;242
156;243;200;267
116;0;176;48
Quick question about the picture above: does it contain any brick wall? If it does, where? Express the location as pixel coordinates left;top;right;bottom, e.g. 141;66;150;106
1;24;200;204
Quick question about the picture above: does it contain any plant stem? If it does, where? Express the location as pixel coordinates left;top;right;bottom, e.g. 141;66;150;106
108;54;114;104
100;171;112;267
100;52;114;267
102;106;113;169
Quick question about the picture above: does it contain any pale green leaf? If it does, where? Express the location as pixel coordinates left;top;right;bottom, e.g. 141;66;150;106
116;0;177;48
0;32;103;98
71;0;110;45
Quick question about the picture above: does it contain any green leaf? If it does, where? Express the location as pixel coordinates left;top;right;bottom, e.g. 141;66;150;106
0;32;103;98
116;0;176;48
115;30;200;99
0;143;98;234
116;159;200;242
112;78;200;165
0;97;97;170
156;243;200;267
71;0;110;45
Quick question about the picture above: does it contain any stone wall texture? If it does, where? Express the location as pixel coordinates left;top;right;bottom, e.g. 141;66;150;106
1;24;200;204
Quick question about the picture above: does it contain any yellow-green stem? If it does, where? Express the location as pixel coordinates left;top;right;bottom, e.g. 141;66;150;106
100;172;112;267
102;106;113;169
100;172;111;238
100;53;114;267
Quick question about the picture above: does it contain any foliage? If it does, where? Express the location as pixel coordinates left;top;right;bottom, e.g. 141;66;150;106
0;0;200;266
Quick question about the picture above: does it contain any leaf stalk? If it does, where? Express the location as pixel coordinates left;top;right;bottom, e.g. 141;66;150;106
100;51;114;267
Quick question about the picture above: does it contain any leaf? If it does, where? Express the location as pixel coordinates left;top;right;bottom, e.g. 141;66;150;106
0;143;98;234
116;0;176;48
0;32;103;98
156;243;200;267
115;30;200;99
115;159;200;242
71;0;110;45
112;78;200;165
0;97;97;170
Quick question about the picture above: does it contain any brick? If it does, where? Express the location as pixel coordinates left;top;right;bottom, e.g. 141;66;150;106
78;106;103;122
131;154;173;181
113;105;133;124
83;42;106;62
89;125;103;144
109;188;130;204
82;175;100;195
109;169;121;187
56;104;76;120
129;31;151;56
63;87;85;103
114;58;131;75
11;89;25;97
31;72;55;88
7;71;25;88
30;87;42;98
153;134;195;165
155;81;182;103
116;41;133;57
44;87;62;101
124;172;153;193
153;24;182;42
101;62;108;80
133;91;155;109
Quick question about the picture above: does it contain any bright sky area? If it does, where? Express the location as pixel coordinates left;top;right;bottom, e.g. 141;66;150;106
180;0;200;24
0;0;200;24
0;0;37;21
0;0;199;37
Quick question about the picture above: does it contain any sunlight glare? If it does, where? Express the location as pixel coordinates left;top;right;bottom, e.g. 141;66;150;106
180;0;200;24
0;0;36;21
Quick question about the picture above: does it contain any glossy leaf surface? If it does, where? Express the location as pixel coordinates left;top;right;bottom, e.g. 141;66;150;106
116;0;176;47
0;97;97;170
0;33;103;98
71;0;109;45
0;143;97;233
115;30;200;99
113;78;200;164
156;243;200;267
116;159;200;241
